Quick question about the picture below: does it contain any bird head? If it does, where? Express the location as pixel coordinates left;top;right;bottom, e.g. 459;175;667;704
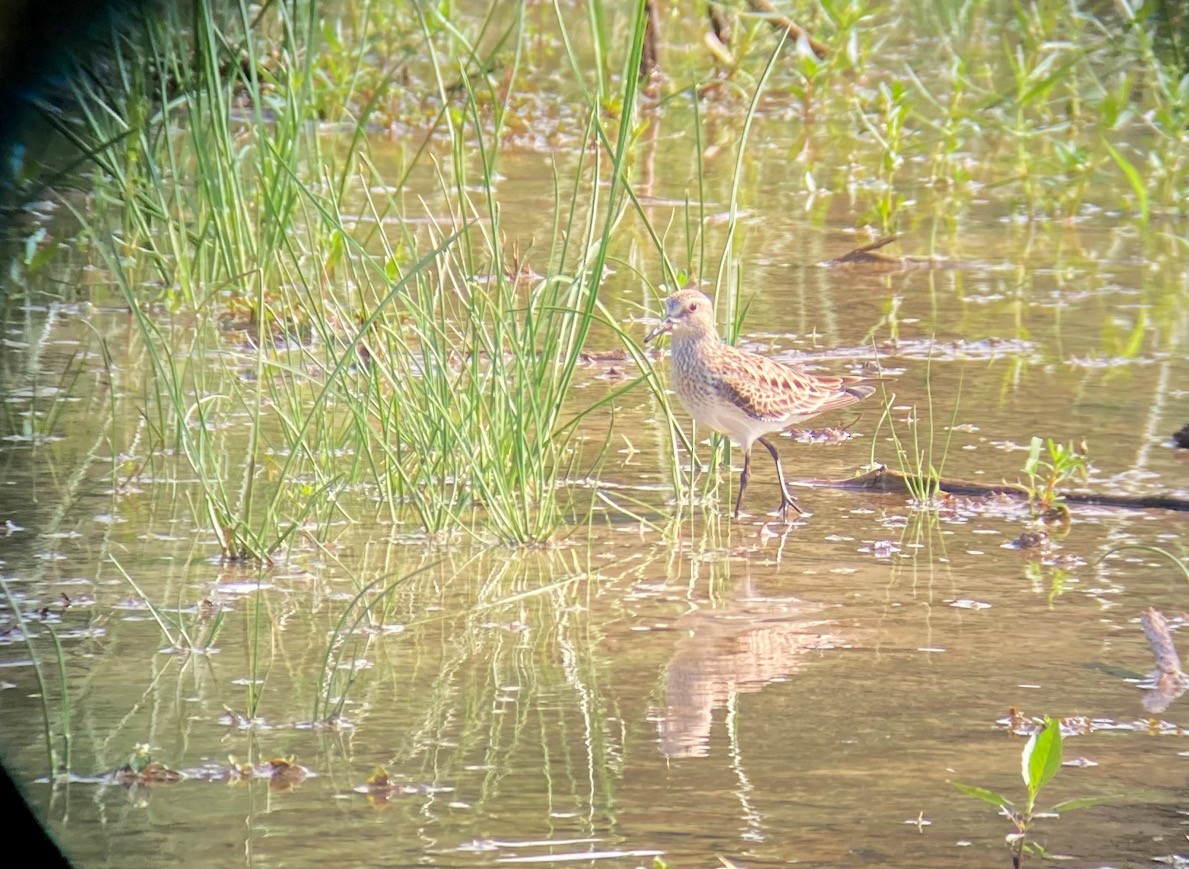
644;289;717;344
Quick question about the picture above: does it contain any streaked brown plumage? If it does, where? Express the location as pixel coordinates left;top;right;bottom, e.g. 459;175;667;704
645;289;875;519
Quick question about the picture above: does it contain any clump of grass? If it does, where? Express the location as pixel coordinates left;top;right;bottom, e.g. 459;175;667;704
854;79;912;232
41;0;340;560
869;355;962;509
34;0;655;550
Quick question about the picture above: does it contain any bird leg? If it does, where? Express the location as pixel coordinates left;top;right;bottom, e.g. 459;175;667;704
757;436;804;520
733;449;752;518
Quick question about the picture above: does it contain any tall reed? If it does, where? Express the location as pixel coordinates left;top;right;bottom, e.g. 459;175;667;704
38;0;658;550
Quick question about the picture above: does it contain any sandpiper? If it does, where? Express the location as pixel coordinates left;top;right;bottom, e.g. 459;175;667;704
645;288;875;519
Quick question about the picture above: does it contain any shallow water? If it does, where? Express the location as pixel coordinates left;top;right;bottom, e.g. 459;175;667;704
4;209;1187;866
4;5;1189;867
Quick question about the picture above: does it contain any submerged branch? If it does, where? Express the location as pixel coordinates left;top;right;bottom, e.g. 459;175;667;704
808;465;1189;513
820;235;902;265
819;235;961;269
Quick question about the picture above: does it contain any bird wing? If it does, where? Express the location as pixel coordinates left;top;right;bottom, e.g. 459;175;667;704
709;346;875;423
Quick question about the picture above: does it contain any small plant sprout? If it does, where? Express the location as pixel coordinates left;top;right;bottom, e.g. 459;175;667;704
126;743;153;775
954;717;1110;868
1020;437;1090;523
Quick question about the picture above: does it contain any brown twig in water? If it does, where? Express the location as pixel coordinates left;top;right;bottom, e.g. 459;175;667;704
820;235;901;266
746;0;828;58
1140;608;1189;713
819;236;959;269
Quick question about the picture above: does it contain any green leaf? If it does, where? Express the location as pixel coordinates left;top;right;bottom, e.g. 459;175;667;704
1046;438;1064;462
1102;139;1149;224
953;782;1015;810
1121;309;1148;360
1022;717;1063;799
1051;795;1116;812
1024;436;1042;476
324;229;345;273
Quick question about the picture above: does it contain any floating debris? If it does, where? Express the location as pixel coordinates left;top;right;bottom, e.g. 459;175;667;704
791;425;855;444
949;599;991;610
998;706;1188;737
357;766;452;804
218;706;271;730
112;761;183;786
1005;530;1049;551
1139;607;1189;714
110;744;183;787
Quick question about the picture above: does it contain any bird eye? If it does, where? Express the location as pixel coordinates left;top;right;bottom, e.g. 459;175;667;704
688;302;698;313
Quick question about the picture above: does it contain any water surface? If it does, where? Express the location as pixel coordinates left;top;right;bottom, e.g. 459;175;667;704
2;4;1189;867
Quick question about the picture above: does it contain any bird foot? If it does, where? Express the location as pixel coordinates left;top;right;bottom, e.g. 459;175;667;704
776;497;806;522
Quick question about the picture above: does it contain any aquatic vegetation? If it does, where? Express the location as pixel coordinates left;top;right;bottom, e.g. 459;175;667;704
113;743;182;786
314;560;442;723
0;1;1186;866
955;716;1110;868
1020;437;1090;523
108;556;225;654
855;79;912;232
27;0;667;550
0;575;71;775
111;746;310;789
869;356;961;508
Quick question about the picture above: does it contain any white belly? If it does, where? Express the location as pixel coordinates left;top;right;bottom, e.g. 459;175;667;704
679;392;791;451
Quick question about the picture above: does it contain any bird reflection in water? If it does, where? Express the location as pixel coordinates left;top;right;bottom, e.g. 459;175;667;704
656;591;850;758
